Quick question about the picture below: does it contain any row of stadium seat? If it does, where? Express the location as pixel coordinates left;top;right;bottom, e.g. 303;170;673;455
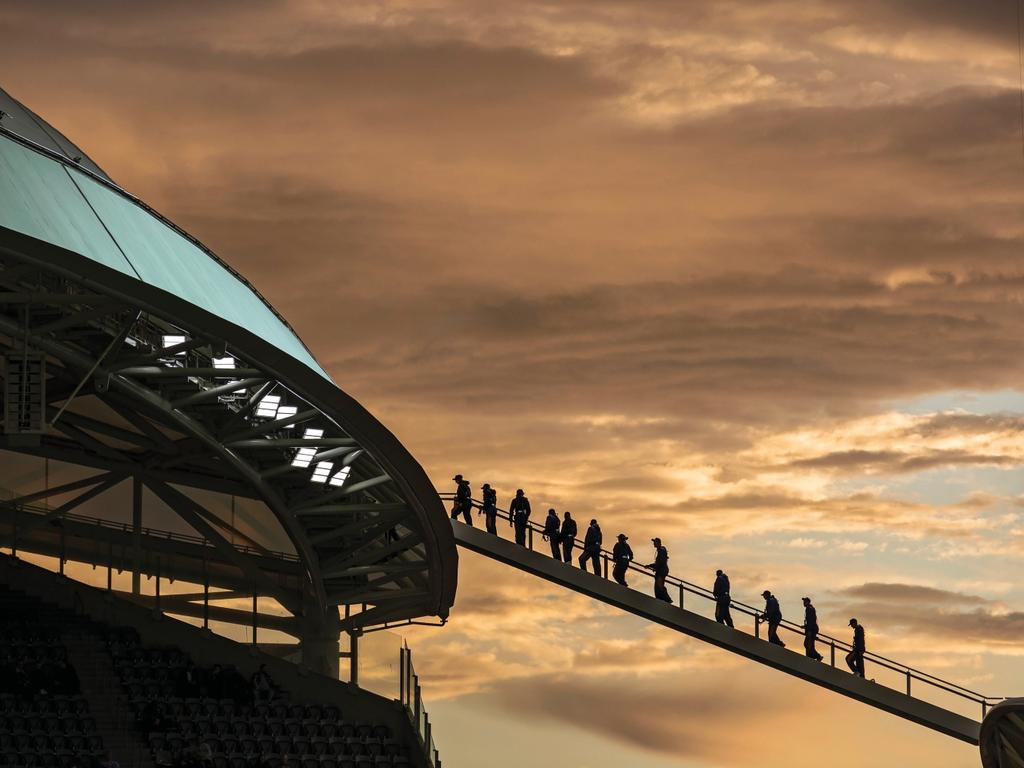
0;587;104;768
104;629;412;768
142;718;388;740
149;731;403;755
0;693;90;716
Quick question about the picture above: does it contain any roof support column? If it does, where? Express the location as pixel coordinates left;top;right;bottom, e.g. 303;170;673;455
299;593;340;679
132;475;142;595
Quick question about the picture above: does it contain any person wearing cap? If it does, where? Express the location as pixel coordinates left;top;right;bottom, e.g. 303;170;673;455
760;590;785;647
450;475;473;526
578;519;603;575
713;570;734;628
646;538;672;603
846;618;866;677
611;534;633;586
559;511;577;562
542;509;562;560
509;489;532;546
802;597;823;661
480;483;498;534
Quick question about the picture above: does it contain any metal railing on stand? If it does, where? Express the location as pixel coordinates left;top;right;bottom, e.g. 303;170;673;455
400;642;441;768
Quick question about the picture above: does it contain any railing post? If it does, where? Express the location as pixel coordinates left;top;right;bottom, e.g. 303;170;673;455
59;512;65;575
107;540;113;591
11;504;17;558
602;555;609;579
754;615;760;639
399;648;406;706
678;583;684;609
154;558;161;611
251;589;258;646
982;700;988;719
906;670;911;696
527;526;533;550
830;640;835;667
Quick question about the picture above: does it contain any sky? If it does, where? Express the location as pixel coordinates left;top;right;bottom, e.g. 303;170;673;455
2;1;1024;766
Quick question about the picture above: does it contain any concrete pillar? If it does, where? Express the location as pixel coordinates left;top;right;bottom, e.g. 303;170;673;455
299;600;340;678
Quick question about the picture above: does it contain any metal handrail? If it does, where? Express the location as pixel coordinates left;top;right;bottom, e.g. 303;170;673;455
0;497;300;562
442;492;1003;717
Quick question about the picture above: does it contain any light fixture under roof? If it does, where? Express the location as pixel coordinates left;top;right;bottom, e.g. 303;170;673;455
291;428;324;468
311;461;333;483
161;334;187;358
255;395;281;418
329;466;352;487
213;356;235;370
276;405;297;427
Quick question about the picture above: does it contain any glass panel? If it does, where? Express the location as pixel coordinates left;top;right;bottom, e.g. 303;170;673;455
357;629;402;700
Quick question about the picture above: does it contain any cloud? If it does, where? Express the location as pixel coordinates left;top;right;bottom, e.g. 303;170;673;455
832;582;1024;651
838;583;990;606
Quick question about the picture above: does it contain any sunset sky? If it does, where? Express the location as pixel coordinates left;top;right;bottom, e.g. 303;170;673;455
3;1;1024;766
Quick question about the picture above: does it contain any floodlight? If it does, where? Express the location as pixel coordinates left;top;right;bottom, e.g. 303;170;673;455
213;356;235;370
255;395;281;418
311;461;334;483
276;405;297;426
291;428;324;468
329;466;352;487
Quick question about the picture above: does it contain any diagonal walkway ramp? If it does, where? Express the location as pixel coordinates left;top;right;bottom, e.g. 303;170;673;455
449;507;994;746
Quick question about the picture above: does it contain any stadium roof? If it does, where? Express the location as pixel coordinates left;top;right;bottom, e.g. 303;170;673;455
0;85;457;647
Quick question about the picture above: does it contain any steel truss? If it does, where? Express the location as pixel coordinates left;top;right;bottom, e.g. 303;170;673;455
0;250;448;650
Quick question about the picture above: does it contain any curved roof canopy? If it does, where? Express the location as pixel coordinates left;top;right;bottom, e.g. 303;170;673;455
0;86;457;643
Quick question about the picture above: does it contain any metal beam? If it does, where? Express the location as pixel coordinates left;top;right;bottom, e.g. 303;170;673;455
50;419;132;464
44;406;159;451
120;591;297;635
0;436;257;498
294;502;409;519
143;478;299;615
308;507;409;547
7;471;117;507
171;377;265;409
12;473;126;536
321;532;423;580
293;474;392;512
118;366;262;378
222;409;321;443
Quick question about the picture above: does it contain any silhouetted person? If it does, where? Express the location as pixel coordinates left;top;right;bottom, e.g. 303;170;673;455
450;475;473;525
760;591;785;647
252;663;273;703
713;569;734;628
647;538;672;603
559;511;577;562
481;483;498;534
543;509;561;560
846;618;866;677
611;533;633;585
579;519;602;575
801;597;823;661
510;489;531;546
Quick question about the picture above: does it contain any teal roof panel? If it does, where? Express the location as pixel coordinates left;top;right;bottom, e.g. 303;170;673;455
0;133;329;380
